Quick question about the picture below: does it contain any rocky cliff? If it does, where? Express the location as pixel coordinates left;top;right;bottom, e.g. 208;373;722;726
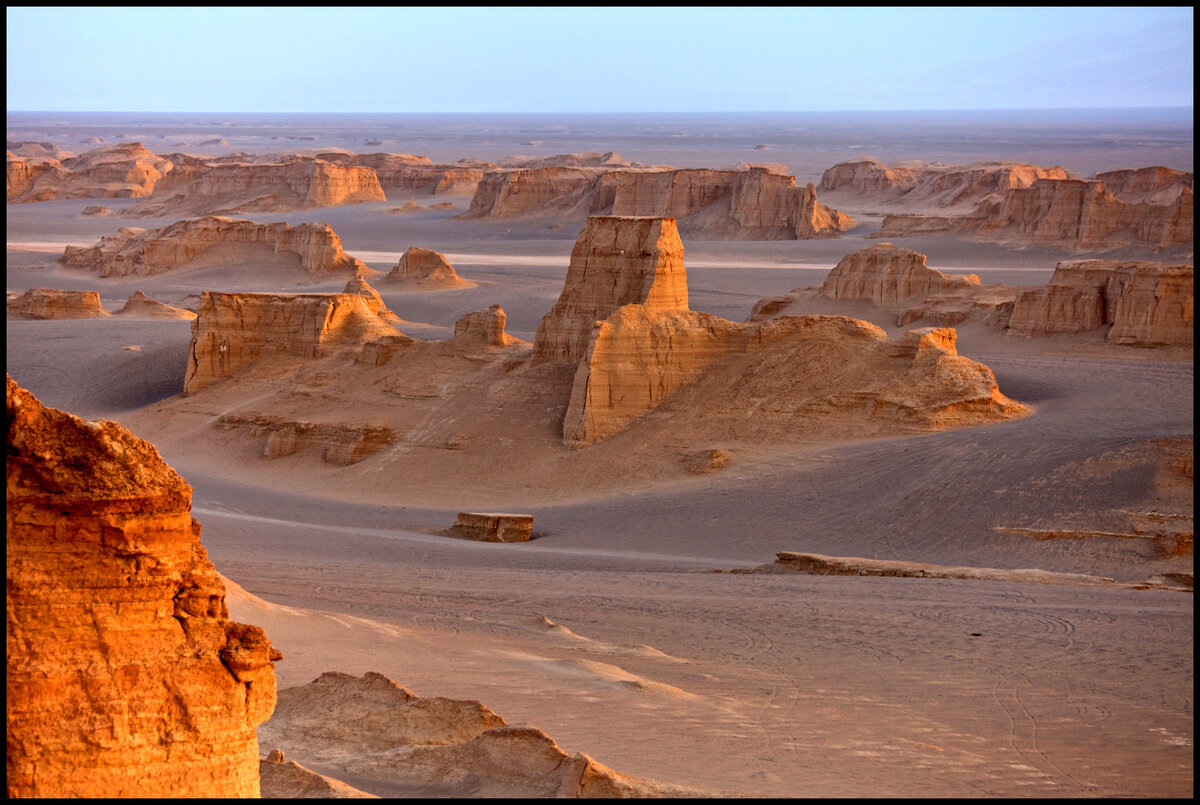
184;291;403;394
533;216;689;364
7;288;109;319
1095;166;1193;204
61;216;369;277
7;142;173;203
1107;264;1194;346
461;167;605;219
6;376;279;797
129;157;385;217
384;246;473;289
317;151;493;197
821;243;981;306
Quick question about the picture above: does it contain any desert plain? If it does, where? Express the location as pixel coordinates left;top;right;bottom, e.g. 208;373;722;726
6;110;1193;797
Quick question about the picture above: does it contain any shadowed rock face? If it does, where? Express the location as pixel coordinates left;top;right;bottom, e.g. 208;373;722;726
6;375;279;798
6;288;109;319
1008;260;1194;345
453;305;517;347
533;216;689;364
61;216;368;277
384;246;471;288
821;243;981;306
184;291;403;394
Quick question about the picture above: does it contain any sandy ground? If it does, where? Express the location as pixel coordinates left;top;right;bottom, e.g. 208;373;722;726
6;114;1193;797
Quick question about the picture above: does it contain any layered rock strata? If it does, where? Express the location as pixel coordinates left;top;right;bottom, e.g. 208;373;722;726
129;157;385;217
6;376;279;797
1008;260;1194;345
533;216;689;364
7;142;172;203
316;151;494;197
215;413;395;465
821;243;981;306
384;246;472;289
449;513;534;542
184;291;402;394
7;288;109;319
818;158;1072;210
452;305;517;347
1095;166;1193;204
61;216;368;277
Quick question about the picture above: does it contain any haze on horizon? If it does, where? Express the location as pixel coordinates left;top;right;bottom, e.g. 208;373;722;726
6;6;1194;115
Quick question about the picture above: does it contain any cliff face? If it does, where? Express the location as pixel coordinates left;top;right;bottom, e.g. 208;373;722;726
129;157;385;217
1006;260;1193;345
184;291;403;394
6;375;279;797
61;216;368;277
1095;166;1193;204
461;166;853;239
821;243;981;306
318;151;493;197
7;288;109;319
453;305;518;347
7;142;172;203
532;216;689;364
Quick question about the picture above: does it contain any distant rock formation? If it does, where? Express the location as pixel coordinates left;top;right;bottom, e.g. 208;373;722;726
6;376;279;797
819;158;1072;211
1009;260;1194;345
316;151;493;197
1094;166;1193;204
257;671;704;798
449;512;534;542
184;291;403;394
7;288;109;319
461;165;853;240
117;290;197;319
876;175;1193;248
501;151;630;169
6;140;75;160
215;413;396;465
128;156;385;217
7;142;172;203
821;243;981;306
61;216;369;277
384;246;473;289
453;304;518;347
533;216;689;364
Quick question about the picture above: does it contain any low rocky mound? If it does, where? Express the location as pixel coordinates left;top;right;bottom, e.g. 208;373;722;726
259;750;377;798
62;216;369;277
7;288;109;319
258;671;706;798
6;376;280;797
117;290;197;319
821;242;981;306
383;246;473;289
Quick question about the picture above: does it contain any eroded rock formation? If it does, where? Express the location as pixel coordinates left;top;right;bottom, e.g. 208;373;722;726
449;512;534;542
117;290;197;319
533;216;688;364
257;671;702;798
184;291;403;394
316;151;494;197
1095;166;1193;204
7;142;172;203
129;157;385;217
6;376;279;797
215;413;395;465
1008;260;1194;345
819;158;1072;210
61;216;368;277
821;243;981;306
452;305;518;347
384;246;472;289
7;288;109;319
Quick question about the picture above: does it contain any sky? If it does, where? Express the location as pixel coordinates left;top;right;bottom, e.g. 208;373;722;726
6;6;1194;114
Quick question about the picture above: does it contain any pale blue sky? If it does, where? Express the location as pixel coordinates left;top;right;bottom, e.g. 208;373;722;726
6;6;1194;113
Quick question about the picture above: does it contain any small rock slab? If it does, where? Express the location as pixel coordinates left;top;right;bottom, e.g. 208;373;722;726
450;512;533;543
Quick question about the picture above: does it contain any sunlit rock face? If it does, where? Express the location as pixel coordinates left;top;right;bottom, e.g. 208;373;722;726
532;216;689;365
6;288;109;319
1008;260;1194;345
8;142;172;203
821;243;981;306
384;246;471;288
184;291;403;394
61;216;368;278
6;375;279;798
818;158;1072;209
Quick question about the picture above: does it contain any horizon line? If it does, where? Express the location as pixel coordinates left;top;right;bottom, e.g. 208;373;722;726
7;106;1195;117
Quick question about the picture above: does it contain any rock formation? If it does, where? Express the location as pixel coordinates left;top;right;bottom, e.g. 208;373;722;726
452;304;518;347
7;142;172;203
384;246;473;289
7;288;109;319
6;376;279;797
128;156;385;217
821;243;982;306
117;290;197;319
215;413;396;465
1095;166;1193;204
818;158;1072;210
184;291;403;394
316;151;494;197
461;165;853;240
1008;260;1194;345
257;671;703;798
61;216;369;277
449;512;534;542
259;750;377;798
533;216;688;364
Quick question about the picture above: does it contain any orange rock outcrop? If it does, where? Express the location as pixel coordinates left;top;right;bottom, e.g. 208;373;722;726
117;290;197;319
532;216;689;364
6;376;279;797
7;288;109;319
384;246;472;289
61;216;369;277
129;157;385;217
453;304;518;347
821;243;981;306
819;158;1072;210
184;291;403;394
7;142;172;203
1095;166;1193;204
317;151;494;197
1008;260;1194;345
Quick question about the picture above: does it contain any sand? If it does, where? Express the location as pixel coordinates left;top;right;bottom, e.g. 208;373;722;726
5;112;1193;798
